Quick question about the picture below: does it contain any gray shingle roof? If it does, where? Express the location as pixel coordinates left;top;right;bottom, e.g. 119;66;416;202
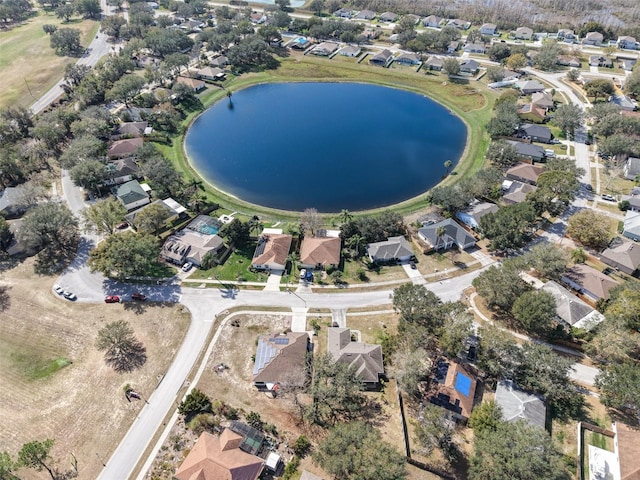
114;180;149;207
495;380;546;428
366;235;413;261
418;218;476;250
328;328;384;384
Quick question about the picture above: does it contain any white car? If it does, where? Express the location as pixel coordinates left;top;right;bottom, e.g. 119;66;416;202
182;262;193;272
299;268;307;279
63;291;77;301
53;284;64;295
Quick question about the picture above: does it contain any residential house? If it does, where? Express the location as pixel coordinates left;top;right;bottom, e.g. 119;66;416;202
299;236;341;270
252;332;310;393
582;31;604;45
624;157;640;180
126;197;186;229
161;229;224;267
557;28;576;42
404;13;421;25
104;157;141;186
600;239;640;276
311;42;339;56
133;55;160;69
195;66;226;81
502;69;522;80
610;94;637;111
617;36;639;50
507;142;546;163
447;18;471;30
333;8;353;18
518;123;553;143
179;19;205;32
424;56;444;70
561;263;619;301
362;28;380;40
501;179;537;205
112;121;149;139
541;280;605;330
495;380;546;428
428;359;477;420
460;59;479;74
463;42;486;54
0;185;30;218
506;161;544;184
114;180;150;211
447;41;460;54
589;55;613;67
423;15;443;28
250;12;267;24
354;9;375;20
480;23;497;35
613;422;640;480
210;55;228;67
251;232;292;271
622;211;640;243
418;218;476;251
557;55;581;68
516;80;545;95
339;45;361;57
621;189;640;212
456;202;499;229
107;137;143;159
620;59;637;71
369;49;393;66
366;235;413;262
378;11;398;23
394;52;421;65
531;91;555;110
328;327;384;389
175;76;206;92
514;26;534;40
517;103;547;123
175;430;264;480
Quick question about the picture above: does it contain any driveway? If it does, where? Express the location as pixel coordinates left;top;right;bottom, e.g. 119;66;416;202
401;261;425;284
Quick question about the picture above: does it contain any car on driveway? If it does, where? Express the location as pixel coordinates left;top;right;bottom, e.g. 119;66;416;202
601;194;616;202
131;293;146;301
182;262;193;272
53;284;64;295
299;268;307;280
105;295;120;303
409;260;417;269
63;291;76;301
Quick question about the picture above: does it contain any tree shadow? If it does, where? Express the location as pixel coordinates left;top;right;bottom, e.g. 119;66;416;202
0;284;10;312
104;338;147;373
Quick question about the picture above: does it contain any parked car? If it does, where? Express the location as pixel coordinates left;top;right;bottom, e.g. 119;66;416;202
544;149;555;158
116;221;128;230
63;291;76;301
299;268;307;280
602;194;616;202
53;284;64;295
105;295;120;303
584;184;593;191
131;292;146;301
409;260;417;269
182;262;193;272
305;270;313;281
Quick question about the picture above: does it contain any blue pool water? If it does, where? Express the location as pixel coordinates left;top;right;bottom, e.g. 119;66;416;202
185;82;467;212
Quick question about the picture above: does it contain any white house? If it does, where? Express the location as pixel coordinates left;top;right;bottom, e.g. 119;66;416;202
617;36;639;50
480;23;497;35
514;26;533;40
623;211;640;242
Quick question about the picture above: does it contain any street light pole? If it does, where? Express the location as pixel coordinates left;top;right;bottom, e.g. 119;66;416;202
286;288;307;308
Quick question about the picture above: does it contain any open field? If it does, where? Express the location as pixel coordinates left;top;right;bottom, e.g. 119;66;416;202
160;54;497;222
0;11;99;108
0;258;190;479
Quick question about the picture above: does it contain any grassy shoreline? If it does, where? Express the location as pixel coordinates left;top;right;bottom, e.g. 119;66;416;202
160;55;496;221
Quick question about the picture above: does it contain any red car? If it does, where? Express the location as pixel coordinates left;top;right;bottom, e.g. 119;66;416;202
131;293;146;301
105;295;120;303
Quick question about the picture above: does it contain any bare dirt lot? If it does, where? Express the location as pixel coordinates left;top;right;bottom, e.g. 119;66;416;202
0;258;190;479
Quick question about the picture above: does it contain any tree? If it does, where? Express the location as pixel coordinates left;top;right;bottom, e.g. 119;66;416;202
314;421;407;480
74;0;101;18
552;103;585;135
487;101;520;138
429;183;473;214
107;74;146;107
529;169;580;216
468;400;502;434
392;283;446;335
292;435;311;457
300;207;321;236
566;68;580;82
50;27;82;55
178;388;213;419
82;198;127;235
308;0;324;16
584;78;614;102
599;133;640;159
479;202;537;251
624;68;640;98
586;317;639;363
566;210;611;249
304;353;366;426
511;290;557;334
0;216;13;252
273;9;291;28
42;23;57;34
0;451;18;480
101;14;127;39
415;404;457;462
391;347;432;399
95;320;146;372
476;324;521;383
88;231;160;279
473;263;530;311
522;243;568;279
505;53;527;71
442;57;460;76
486;65;506;82
69;159;107;194
220;218;250;247
487;43;511;62
133;202;168;235
227;35;278;72
18;439;56;480
55;3;74;21
595;361;640;417
485;140;518;169
439;309;473;359
18;202;78;258
571;247;587;264
339;209;352;225
59;134;104;169
258;24;282;45
532;40;562;71
604;282;640;330
470;420;568;480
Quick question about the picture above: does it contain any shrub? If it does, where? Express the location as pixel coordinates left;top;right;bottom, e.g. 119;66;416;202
187;413;220;435
292;435;311;457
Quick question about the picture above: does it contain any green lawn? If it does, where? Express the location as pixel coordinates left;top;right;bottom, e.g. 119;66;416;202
189;244;269;282
160;55;496;222
0;10;99;108
9;352;71;381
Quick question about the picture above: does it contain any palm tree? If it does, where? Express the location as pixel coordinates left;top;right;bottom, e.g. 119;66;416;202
340;209;353;225
571;247;587;264
248;216;262;236
444;160;453;175
435;226;446;250
347;234;365;257
286;252;299;275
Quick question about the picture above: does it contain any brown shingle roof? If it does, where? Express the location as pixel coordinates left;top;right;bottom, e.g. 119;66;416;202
175;430;264;480
600;240;640;275
616;423;640;480
251;234;292;269
562;264;619;300
429;360;477;419
252;332;309;386
300;236;341;267
506;162;544;184
107;137;144;158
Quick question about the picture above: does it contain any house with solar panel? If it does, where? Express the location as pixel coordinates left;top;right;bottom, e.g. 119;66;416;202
428;359;478;421
252;332;311;395
251;229;293;271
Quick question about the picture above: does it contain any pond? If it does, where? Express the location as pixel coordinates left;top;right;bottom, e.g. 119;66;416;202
185;82;467;212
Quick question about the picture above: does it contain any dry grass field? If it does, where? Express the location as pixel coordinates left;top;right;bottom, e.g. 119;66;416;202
0;258;190;479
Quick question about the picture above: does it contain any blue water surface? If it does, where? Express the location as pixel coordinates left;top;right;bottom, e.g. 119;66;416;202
185;82;467;212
